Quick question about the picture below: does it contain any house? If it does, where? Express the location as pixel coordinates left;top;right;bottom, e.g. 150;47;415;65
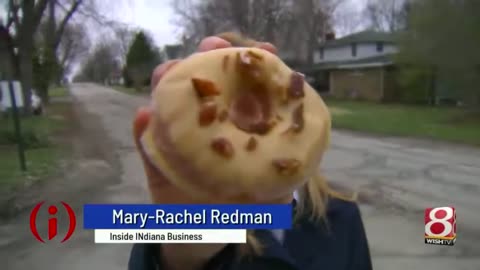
305;31;399;102
106;70;124;86
164;44;184;60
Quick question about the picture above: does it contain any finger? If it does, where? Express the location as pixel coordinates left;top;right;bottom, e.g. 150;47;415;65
133;107;159;178
255;42;278;55
197;36;232;52
150;60;181;90
151;37;233;89
133;106;151;147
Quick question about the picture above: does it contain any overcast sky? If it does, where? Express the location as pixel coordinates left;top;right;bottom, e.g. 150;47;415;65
112;0;368;47
113;0;180;46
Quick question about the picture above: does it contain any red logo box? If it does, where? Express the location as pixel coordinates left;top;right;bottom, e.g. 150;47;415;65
30;201;77;243
424;206;456;246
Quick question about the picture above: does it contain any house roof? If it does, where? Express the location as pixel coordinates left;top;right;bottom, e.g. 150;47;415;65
321;30;397;48
301;53;396;72
164;44;183;60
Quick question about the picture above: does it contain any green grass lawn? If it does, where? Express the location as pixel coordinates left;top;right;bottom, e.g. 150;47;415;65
112;85;141;95
325;99;480;146
49;86;69;98
0;147;61;189
0;105;66;146
0;101;70;191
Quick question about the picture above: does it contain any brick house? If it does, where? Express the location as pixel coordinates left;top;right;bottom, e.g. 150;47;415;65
305;31;399;102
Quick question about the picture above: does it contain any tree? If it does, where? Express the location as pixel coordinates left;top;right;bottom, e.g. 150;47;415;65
4;0;50;113
113;24;135;65
125;31;162;91
170;0;340;64
4;0;122;110
0;24;17;80
57;23;91;82
363;0;410;32
333;1;365;36
396;0;480;106
34;22;90;87
34;0;84;103
171;0;289;49
76;40;122;83
293;0;341;64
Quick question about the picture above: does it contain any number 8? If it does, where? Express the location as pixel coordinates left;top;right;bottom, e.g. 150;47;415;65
425;207;453;237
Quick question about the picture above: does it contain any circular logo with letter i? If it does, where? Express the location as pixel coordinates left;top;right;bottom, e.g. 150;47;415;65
29;201;77;243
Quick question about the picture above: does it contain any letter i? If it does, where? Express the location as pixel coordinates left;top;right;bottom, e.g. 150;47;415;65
48;205;58;240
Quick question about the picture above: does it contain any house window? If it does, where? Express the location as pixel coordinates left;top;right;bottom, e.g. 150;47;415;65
351;43;357;57
352;70;364;77
376;42;384;52
319;47;324;59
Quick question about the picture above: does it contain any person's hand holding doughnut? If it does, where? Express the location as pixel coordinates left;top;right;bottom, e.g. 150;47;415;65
130;34;372;270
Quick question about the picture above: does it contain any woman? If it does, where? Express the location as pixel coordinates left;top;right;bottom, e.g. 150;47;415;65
129;36;373;270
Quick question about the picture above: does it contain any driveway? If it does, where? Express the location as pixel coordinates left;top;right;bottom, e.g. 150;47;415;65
1;83;479;270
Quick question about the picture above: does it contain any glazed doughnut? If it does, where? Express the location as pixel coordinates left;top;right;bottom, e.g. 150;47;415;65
141;47;331;202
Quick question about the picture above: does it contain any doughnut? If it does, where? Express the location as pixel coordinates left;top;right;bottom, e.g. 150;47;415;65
140;47;331;202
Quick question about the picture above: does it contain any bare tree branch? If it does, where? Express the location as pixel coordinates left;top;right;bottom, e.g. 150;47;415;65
59;25;90;78
6;0;21;30
170;0;339;64
171;0;201;26
0;24;19;78
54;0;83;48
363;0;407;32
32;0;50;32
55;0;118;28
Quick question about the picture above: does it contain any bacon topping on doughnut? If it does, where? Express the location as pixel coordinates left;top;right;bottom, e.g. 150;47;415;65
199;102;217;126
222;55;230;71
238;51;253;65
229;89;273;135
288;72;305;99
281;103;305;134
245;137;257;151
272;158;301;175
247;50;264;60
236;51;265;80
192;78;221;98
251;121;273;134
211;137;235;159
291;103;304;132
218;110;228;122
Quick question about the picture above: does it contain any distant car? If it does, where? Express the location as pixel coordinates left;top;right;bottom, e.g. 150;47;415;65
0;81;43;115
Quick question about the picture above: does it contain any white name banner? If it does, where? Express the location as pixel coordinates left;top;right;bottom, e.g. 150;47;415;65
94;229;247;243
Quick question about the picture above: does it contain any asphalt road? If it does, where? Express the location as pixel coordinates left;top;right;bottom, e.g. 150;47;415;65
1;83;479;270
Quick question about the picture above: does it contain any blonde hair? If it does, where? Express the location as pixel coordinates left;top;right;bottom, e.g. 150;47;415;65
240;175;356;256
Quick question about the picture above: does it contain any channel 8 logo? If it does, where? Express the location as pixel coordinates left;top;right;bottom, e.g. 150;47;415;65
424;206;456;246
